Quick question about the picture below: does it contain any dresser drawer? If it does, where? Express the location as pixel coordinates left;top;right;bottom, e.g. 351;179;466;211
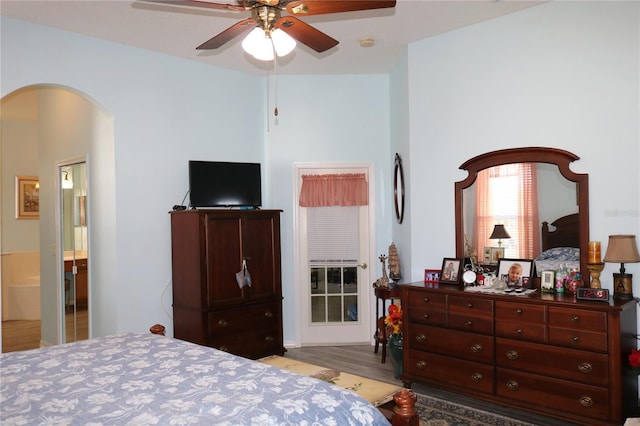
496;338;609;387
495;301;545;323
548;327;608;353
408;306;446;326
407;350;494;394
409;324;494;363
497;368;609;421
210;302;279;334
210;328;281;359
548;307;607;332
495;320;546;343
448;313;493;335
448;296;493;317
407;292;446;309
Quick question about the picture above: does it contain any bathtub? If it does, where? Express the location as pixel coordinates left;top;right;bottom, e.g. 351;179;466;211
6;277;41;320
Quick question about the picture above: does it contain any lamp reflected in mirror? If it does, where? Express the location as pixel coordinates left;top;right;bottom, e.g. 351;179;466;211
603;234;640;299
489;224;511;248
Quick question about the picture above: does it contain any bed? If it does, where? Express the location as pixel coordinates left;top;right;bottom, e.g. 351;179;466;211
1;332;402;425
536;213;580;275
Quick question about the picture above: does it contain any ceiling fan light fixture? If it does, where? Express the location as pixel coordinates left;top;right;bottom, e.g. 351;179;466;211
271;29;296;57
242;27;272;60
242;27;296;61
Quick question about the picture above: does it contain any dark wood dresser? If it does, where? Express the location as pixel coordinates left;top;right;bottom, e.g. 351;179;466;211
169;209;285;359
401;282;638;425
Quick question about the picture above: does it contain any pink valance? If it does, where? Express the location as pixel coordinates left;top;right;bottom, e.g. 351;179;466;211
299;173;368;207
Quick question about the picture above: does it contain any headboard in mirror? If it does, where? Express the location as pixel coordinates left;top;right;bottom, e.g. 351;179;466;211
455;147;589;279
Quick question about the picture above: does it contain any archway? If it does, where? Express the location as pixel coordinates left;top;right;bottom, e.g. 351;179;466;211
1;85;115;350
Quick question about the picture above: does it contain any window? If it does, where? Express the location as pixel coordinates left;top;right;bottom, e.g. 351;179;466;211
474;164;540;259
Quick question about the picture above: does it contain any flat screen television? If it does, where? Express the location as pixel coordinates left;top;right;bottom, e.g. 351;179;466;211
189;161;262;208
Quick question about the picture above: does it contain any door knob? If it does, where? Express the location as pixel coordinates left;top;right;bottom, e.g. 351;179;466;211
357;263;367;269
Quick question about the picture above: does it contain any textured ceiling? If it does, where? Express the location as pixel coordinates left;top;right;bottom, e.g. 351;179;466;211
1;0;544;75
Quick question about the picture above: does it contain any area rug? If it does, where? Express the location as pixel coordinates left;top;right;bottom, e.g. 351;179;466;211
258;355;402;407
414;393;536;426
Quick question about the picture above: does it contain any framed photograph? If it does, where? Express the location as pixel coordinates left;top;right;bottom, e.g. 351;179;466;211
440;258;462;284
541;270;555;293
15;176;39;219
497;258;534;289
424;269;441;283
490;247;505;264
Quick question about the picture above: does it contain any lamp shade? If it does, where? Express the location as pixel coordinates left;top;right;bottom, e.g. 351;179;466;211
603;235;640;263
241;27;297;61
489;224;511;240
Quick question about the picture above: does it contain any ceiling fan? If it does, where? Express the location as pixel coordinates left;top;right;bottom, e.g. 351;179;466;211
140;0;396;60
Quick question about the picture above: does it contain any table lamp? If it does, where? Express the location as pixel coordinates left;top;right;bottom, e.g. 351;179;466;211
489;224;511;248
603;234;640;299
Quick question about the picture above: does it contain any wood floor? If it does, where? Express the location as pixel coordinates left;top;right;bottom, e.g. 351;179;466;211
2;309;88;353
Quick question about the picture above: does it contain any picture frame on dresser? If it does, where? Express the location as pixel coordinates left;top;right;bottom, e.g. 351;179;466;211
424;269;441;283
440;258;462;284
496;258;534;289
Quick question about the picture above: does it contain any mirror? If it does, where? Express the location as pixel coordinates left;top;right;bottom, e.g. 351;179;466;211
455;147;589;277
394;153;405;224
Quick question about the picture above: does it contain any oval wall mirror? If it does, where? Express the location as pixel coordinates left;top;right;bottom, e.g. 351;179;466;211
394;153;405;224
454;147;589;277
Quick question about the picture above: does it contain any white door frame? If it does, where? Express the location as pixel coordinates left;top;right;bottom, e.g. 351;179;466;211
292;162;377;347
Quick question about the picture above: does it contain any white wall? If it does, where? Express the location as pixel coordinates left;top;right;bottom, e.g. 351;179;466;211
1;17;266;342
265;74;391;344
407;1;640;293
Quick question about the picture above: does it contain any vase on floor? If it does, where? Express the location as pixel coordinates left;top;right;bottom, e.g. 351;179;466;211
388;333;403;379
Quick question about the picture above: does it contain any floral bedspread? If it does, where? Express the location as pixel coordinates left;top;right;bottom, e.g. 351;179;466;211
1;333;390;425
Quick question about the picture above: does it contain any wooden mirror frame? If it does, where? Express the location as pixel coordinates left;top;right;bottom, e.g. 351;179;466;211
455;147;589;277
394;153;405;224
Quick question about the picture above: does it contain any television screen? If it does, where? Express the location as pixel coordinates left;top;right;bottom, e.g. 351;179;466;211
189;161;262;208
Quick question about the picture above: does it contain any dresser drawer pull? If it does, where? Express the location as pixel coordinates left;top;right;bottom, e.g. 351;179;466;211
470;344;482;353
423;297;430;303
218;319;228;327
506;380;519;391
423;314;430;319
506;350;519;360
467;303;473;309
579;396;593;407
515;328;523;335
578;362;593;373
264;311;274;318
415;334;426;343
265;335;274;342
572;336;579;342
416;361;427;370
571;315;580;322
471;373;483;382
515;308;523;316
465;321;473;327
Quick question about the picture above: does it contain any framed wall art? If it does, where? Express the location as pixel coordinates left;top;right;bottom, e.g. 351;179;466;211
15;176;39;220
440;258;462;284
496;258;534;289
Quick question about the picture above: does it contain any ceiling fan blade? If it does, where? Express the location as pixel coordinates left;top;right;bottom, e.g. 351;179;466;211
196;18;256;49
137;0;246;12
276;16;338;53
286;0;396;16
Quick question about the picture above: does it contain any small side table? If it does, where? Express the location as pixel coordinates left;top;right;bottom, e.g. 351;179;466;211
374;286;401;363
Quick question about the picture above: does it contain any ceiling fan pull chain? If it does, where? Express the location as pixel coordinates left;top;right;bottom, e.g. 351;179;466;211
273;40;279;117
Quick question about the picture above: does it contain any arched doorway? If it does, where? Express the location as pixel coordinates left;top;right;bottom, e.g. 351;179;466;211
1;85;114;351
